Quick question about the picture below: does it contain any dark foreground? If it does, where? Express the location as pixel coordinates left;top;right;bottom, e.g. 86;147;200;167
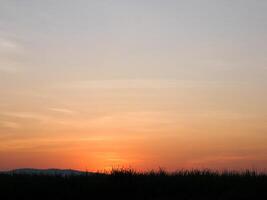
1;169;267;200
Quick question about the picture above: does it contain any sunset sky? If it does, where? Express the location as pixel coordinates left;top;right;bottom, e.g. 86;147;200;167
0;0;267;171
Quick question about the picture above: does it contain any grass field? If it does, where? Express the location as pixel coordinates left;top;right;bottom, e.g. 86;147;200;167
0;169;267;200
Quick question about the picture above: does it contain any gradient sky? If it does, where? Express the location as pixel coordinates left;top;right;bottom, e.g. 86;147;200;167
0;0;267;171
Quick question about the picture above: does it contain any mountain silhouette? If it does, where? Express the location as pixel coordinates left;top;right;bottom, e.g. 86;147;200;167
2;168;90;176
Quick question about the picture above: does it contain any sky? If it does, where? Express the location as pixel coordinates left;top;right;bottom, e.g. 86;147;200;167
0;0;267;171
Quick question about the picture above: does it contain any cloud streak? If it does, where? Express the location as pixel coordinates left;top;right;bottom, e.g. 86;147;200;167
0;35;26;73
48;107;75;114
0;120;20;129
58;79;244;90
0;37;22;53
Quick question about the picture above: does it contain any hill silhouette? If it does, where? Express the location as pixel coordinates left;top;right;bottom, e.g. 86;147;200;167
3;168;87;176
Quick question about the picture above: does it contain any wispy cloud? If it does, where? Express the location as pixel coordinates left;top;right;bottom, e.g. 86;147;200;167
1;111;74;125
0;37;22;53
48;107;75;114
0;36;25;73
60;79;208;90
0;65;18;73
1;112;53;124
57;79;247;91
61;79;178;89
0;120;20;129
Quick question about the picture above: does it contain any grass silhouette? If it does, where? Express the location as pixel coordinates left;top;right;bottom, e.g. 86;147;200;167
0;168;267;200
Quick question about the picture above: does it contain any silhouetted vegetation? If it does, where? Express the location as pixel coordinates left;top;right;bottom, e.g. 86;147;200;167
0;168;267;200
